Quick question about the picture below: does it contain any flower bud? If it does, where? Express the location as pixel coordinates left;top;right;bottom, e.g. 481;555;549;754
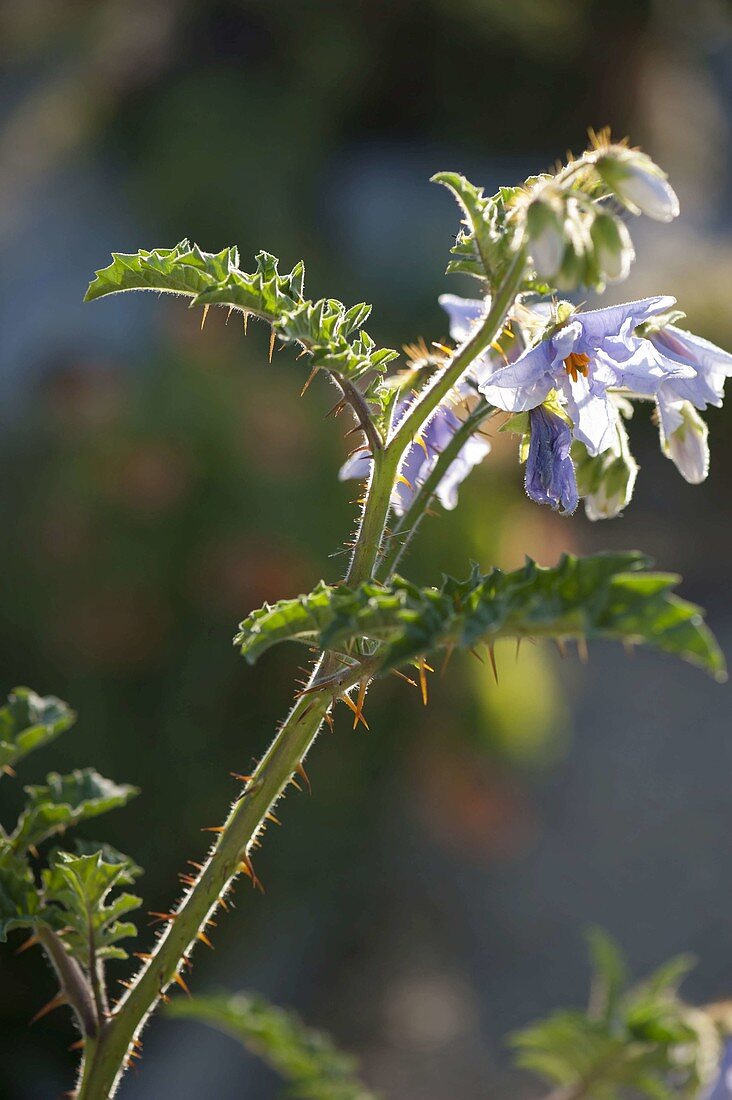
573;416;638;520
526;197;566;278
658;398;709;484
596;151;679;222
590;212;634;282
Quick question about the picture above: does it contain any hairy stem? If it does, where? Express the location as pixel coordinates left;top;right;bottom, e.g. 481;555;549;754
377;401;498;581
387;247;525;458
37;925;98;1039
76;249;525;1099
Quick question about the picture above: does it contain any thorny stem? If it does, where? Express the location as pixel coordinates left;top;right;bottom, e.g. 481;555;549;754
37;925;98;1039
75;246;526;1100
377;401;499;582
387;246;525;458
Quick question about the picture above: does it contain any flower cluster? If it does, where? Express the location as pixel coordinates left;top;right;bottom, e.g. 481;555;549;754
522;141;679;291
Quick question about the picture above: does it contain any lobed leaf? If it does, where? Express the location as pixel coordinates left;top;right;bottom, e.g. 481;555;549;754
0;850;42;941
0;687;75;773
42;850;142;964
168;992;378;1100
10;768;139;853
235;552;725;680
86;244;397;383
511;934;718;1100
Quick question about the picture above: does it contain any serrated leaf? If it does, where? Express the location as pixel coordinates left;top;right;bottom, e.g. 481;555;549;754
42;850;142;964
168;993;377;1100
0;687;75;772
235;552;725;680
0;850;42;941
86;244;397;384
10;769;139;853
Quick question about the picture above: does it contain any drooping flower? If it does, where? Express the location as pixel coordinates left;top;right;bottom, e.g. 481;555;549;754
703;1039;732;1100
648;323;732;483
338;400;490;515
478;296;694;456
524;405;578;514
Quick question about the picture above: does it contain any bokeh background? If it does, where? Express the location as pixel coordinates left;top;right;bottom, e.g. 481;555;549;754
1;1;732;1097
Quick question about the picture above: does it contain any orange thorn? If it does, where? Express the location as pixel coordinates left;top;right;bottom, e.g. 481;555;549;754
440;645;455;677
230;772;253;783
341;691;369;730
300;366;318;397
187;860;204;871
296;762;312;794
289;776;303;792
30;992;67;1025
68;1038;85;1052
352;679;368;730
15;933;40;955
197;931;214;950
396;474;413;489
148;912;177;925
218;895;230;911
415;434;429;457
118;980;133;990
265;812;281;826
469;646;485;664
200;304;210;331
488;643;499;684
172;972;191;996
392;668;418;688
268;327;276;363
323;711;335;733
243;312;250;334
134;952;153;961
159;992;171;1005
225;306;234;325
418;659;429;706
201;826;225;833
577;636;589;664
178;874;197;887
2;763;16;777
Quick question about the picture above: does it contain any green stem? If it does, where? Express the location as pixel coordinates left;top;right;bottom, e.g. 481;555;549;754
387;247;525;458
76;245;526;1099
377;401;498;581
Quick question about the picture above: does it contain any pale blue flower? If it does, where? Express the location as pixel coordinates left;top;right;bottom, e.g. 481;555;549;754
524;406;578;514
703;1039;732;1100
478;296;693;456
339;401;490;515
649;324;732;483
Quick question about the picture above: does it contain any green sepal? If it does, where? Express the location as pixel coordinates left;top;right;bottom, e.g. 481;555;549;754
0;687;75;773
168;992;377;1100
10;769;139;853
235;552;725;680
42;850;142;963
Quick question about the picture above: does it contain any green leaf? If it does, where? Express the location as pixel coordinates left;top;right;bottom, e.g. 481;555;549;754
0;850;42;941
42;850;142;964
0;687;75;773
86;244;397;384
10;769;139;853
168;993;377;1100
510;933;718;1100
234;552;725;680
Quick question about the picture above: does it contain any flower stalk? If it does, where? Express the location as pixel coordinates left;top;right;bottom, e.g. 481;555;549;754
73;249;527;1100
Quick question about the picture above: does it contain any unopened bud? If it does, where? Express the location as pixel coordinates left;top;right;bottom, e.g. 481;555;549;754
590;212;634;282
526;197;565;278
573;416;638;520
597;151;679;222
658;398;709;484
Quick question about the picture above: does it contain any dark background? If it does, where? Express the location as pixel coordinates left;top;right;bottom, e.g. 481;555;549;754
1;1;732;1097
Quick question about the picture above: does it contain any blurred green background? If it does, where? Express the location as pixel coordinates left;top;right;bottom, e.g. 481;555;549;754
1;1;732;1097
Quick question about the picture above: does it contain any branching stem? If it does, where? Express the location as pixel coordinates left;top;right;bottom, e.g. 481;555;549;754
75;244;526;1100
